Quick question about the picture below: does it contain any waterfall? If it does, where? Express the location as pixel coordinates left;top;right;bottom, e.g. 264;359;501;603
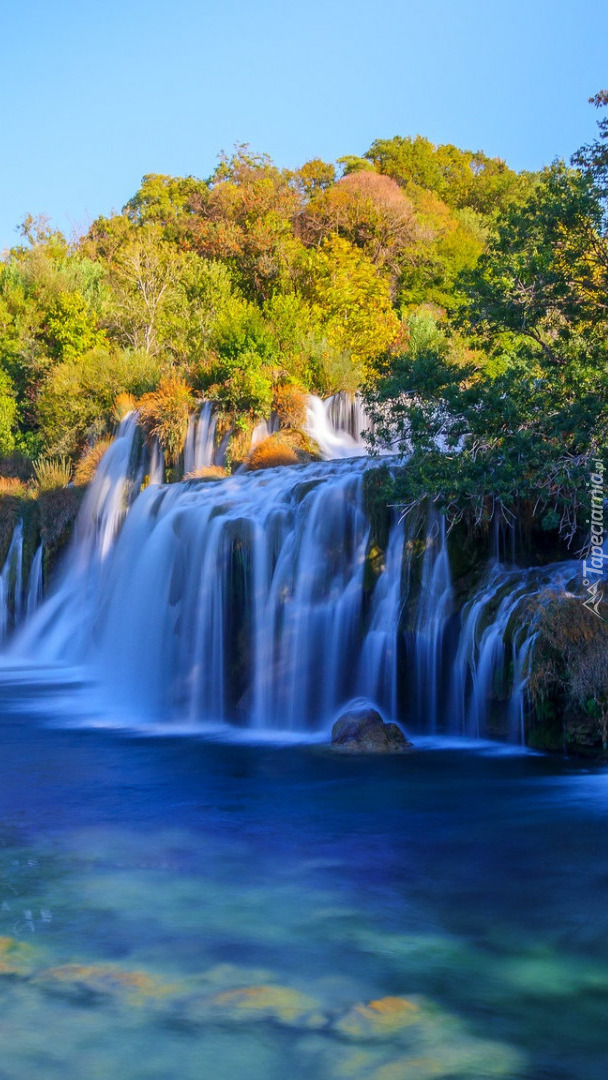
410;514;454;732
305;395;368;459
0;520;23;643
183;402;219;475
325;391;370;444
26;545;44;616
448;560;576;740
4;418;577;743
357;513;405;718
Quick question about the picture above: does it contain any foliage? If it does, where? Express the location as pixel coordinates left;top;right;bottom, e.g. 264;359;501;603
246;430;320;470
137;373;194;465
366;98;608;547
272;382;307;428
73;439;113;486
37;345;161;456
33;456;72;492
185;464;227;481
0;106;605;543
298;236;401;383
247;436;300;470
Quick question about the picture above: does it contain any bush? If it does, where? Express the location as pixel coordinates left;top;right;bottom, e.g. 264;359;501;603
273;383;307;429
34;456;72;492
0;453;35;482
184;465;227;481
36;345;162;456
137;373;193;465
246;431;321;471
0;476;28;497
247;436;299;471
113;392;136;421
73;439;112;486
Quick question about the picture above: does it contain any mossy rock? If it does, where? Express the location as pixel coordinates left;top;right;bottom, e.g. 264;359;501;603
331;707;414;754
38;486;85;579
526;594;608;757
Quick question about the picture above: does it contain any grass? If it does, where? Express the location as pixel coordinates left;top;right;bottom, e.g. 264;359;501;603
33;457;72;493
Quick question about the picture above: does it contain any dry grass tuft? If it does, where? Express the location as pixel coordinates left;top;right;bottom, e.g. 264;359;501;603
247;435;300;471
33;457;72;493
0;476;28;497
185;465;227;481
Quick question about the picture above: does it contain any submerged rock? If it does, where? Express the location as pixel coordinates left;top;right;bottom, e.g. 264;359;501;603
331;707;414;753
184;983;325;1029
0;936;37;976
32;963;179;1005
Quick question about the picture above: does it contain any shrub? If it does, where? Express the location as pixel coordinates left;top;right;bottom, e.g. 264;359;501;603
273;383;307;429
33;456;72;493
113;392;136;421
0;453;35;482
36;345;162;456
245;430;321;471
0;476;28;497
248;436;299;471
185;465;227;481
137;373;193;465
73;439;113;486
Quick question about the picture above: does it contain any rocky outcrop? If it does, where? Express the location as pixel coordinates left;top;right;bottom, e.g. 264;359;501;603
331;706;414;753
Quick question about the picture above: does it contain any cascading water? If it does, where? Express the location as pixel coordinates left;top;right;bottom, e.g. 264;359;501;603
305;395;368;459
410;515;454;732
3;414;576;743
0;520;23;643
448;560;577;742
183;402;218;474
26;545;44;617
324;391;370;444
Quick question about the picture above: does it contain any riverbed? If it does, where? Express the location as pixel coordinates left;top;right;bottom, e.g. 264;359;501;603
0;690;607;1079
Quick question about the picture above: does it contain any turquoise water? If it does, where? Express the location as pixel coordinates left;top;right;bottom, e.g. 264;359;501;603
0;699;607;1078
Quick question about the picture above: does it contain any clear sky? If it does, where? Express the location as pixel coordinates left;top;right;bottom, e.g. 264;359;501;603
0;0;606;250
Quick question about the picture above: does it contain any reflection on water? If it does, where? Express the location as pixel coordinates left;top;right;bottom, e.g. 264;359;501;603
0;692;607;1078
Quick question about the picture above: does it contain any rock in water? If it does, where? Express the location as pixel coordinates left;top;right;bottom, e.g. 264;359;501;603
331;707;414;753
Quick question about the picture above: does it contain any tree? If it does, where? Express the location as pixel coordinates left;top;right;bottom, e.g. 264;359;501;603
298;171;419;279
298;236;401;383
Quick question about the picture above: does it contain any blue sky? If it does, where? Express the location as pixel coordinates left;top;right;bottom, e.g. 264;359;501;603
0;0;606;250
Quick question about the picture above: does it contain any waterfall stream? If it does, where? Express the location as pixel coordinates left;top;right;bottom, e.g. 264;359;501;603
0;409;577;741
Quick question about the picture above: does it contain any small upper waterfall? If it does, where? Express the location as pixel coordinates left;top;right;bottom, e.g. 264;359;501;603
305;394;368;459
183;402;218;474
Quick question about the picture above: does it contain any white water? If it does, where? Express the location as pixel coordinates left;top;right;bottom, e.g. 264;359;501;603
1;416;576;741
0;520;23;643
183;401;218;474
305;395;368;459
26;545;43;617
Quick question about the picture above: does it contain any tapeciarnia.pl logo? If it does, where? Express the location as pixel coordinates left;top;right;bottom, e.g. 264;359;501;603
582;460;606;620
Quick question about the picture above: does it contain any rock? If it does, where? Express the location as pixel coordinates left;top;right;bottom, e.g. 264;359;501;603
32;963;180;1005
185;983;325;1029
331;707;414;753
333;995;423;1040
0;935;37;976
